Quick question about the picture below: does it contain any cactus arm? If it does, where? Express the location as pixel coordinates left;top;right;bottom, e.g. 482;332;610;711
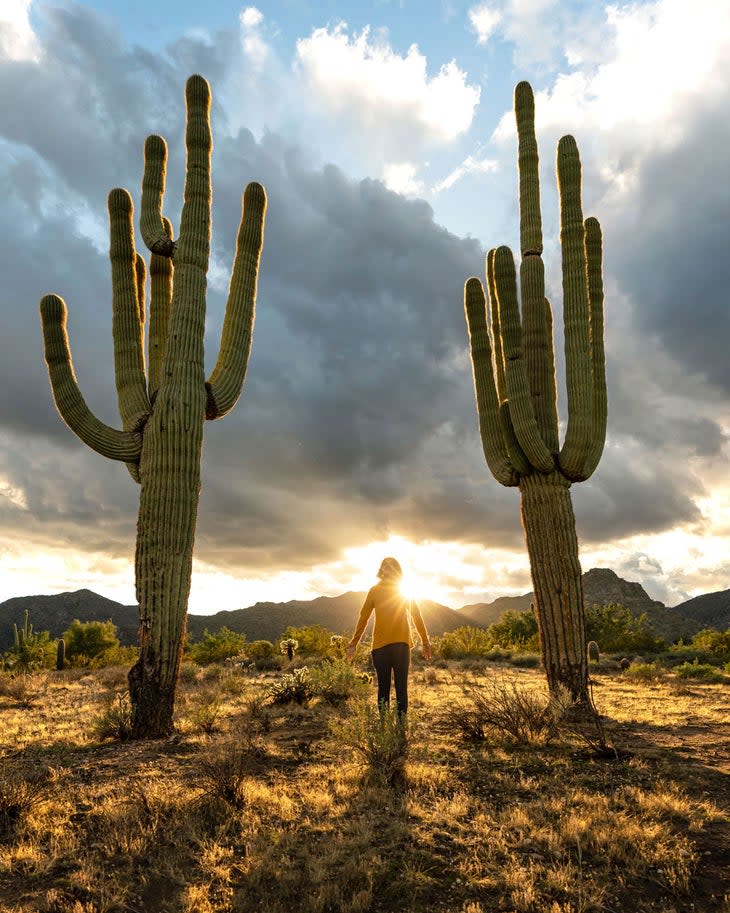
557;135;594;482
161;73;211;385
135;253;146;328
493;247;555;473
140;135;175;257
579;216;607;479
498;402;531;477
464;278;519;487
109;188;150;432
205;182;267;419
485;249;507;402
521;258;559;454
514;80;559;454
515;81;543;256
148;216;174;400
40;295;143;462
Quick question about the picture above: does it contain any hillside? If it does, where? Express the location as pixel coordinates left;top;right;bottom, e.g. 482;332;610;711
460;568;702;643
0;589;478;651
0;567;713;652
0;589;139;652
672;588;730;632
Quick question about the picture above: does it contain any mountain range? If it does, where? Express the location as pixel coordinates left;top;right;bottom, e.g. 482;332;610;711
0;567;724;653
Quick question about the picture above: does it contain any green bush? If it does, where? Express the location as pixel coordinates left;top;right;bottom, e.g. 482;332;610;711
624;662;663;683
281;625;336;657
188;627;247;665
309;659;370;706
586;603;664;654
434;625;492;659
63;619;121;665
674;660;726;683
687;629;730;663
488;610;540;651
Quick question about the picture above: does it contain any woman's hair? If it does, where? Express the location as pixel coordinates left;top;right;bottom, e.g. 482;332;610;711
377;556;403;581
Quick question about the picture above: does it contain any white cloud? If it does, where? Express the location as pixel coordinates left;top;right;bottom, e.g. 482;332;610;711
382;161;426;197
433;154;498;193
469;4;502;45
494;0;730;144
0;0;39;61
295;24;480;143
240;6;264;29
239;5;268;68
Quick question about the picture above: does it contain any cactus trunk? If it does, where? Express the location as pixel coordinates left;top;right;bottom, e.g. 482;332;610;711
519;472;588;701
127;391;204;736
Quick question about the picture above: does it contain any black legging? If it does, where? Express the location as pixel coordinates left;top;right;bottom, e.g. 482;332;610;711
371;642;410;714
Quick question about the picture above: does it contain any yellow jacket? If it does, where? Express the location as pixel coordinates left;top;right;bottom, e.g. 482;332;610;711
351;581;430;651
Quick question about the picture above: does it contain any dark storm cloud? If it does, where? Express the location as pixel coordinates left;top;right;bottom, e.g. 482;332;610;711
609;89;730;394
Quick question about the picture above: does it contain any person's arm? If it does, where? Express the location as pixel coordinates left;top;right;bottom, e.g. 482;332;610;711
410;601;432;660
346;590;375;660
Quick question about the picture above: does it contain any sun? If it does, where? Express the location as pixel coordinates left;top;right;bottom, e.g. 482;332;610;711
397;572;430;603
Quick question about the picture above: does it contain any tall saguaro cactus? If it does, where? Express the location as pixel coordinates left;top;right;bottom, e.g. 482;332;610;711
464;82;605;702
39;75;267;737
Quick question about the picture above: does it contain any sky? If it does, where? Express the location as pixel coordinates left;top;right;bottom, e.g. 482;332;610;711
1;0;729;615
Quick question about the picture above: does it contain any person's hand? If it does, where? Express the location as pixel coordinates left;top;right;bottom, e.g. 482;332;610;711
422;643;432;661
346;643;356;662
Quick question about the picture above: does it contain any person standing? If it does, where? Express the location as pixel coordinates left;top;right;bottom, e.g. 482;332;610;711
346;557;431;715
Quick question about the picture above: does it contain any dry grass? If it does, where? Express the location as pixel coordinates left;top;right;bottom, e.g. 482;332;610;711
0;661;728;912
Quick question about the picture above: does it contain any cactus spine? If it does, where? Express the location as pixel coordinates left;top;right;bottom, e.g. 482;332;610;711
39;75;267;737
464;82;606;702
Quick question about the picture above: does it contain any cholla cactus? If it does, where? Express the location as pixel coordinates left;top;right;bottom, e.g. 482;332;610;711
464;82;605;702
280;638;299;662
587;641;600;664
39;75;267;737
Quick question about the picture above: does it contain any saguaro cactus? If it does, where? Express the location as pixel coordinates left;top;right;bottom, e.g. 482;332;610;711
39;75;267;737
464;82;605;702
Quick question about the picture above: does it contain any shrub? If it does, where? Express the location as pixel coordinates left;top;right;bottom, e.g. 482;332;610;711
63;619;121;665
434;625;493;659
268;667;313;705
281;624;336;656
329;699;409;787
488;610;540;651
688;629;730;663
0;671;47;707
309;659;370;706
0;762;54;839
89;644;139;668
187;689;224;733
93;691;134;741
196;740;264;809
674;660;726;683
188;627;247;665
624;662;663;683
441;677;557;745
586;603;664;653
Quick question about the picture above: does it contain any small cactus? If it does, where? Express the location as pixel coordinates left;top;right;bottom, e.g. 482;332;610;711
280;638;299;662
587;641;600;663
56;638;66;672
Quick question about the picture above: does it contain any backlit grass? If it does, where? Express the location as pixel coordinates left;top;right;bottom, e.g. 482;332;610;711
0;660;728;912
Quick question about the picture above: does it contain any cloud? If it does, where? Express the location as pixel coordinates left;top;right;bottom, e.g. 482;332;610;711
433;154;498;193
0;0;39;61
295;24;480;144
381;161;426;197
468;4;502;45
239;5;268;69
